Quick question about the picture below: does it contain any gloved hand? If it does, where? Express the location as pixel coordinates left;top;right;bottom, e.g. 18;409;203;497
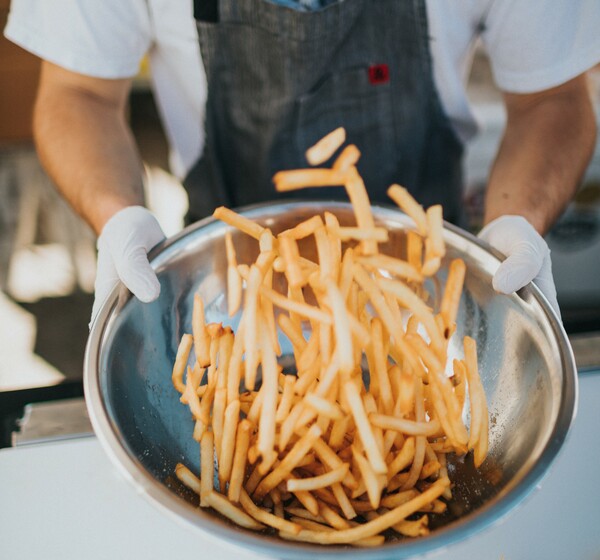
91;206;166;324
478;215;560;318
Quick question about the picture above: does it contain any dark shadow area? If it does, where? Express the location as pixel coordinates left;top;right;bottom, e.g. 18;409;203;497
18;291;94;381
129;89;170;170
561;307;600;335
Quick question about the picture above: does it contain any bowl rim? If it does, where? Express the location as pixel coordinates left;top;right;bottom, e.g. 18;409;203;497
84;200;577;558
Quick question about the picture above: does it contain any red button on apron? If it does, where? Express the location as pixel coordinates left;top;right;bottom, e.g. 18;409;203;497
368;64;390;85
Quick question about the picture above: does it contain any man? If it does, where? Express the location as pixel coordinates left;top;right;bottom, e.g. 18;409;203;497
5;0;599;321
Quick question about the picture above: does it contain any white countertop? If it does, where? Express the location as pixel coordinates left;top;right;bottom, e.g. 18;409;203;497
2;374;600;560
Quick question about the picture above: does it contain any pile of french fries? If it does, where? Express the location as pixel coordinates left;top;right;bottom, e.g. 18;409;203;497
172;128;489;546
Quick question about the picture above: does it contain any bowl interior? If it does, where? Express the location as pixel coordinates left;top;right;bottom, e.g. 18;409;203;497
89;201;575;558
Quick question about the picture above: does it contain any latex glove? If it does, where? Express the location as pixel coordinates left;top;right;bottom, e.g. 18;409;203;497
478;215;560;318
91;206;166;324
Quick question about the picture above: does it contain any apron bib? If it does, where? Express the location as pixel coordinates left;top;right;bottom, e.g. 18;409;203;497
185;0;464;224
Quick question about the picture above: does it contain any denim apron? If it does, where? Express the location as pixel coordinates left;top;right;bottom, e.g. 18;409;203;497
185;0;464;225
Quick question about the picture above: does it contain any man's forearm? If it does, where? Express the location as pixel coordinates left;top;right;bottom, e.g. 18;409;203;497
34;62;144;235
484;75;596;235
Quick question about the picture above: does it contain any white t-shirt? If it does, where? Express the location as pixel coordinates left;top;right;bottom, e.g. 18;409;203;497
5;0;600;179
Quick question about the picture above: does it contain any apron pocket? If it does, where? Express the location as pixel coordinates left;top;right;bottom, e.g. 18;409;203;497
295;65;398;202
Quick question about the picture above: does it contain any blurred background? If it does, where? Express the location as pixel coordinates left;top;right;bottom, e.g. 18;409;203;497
1;2;599;443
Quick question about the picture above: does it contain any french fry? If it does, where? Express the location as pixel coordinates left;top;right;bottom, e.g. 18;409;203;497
200;431;214;507
262;267;280;356
213;206;264;240
193;419;206;442
175;463;201;495
244;266;262;390
311;437;358;490
279;401;305;452
294;362;320;398
212;387;227;459
453;359;467;413
289;517;334;532
474;408;489;469
253;425;323;501
192;296;212;369
328;415;351;450
277;314;307;356
314;225;333;281
272;489;285;519
274;168;347;192
284;507;326;524
344;382;387;475
392;514;429;538
380;489;419;509
292;490;320;516
225;232;242;316
419;460;441;480
422;260;441;278
280;530;386;548
246;386;264;426
260;285;332;325
217;330;234;390
426;205;445;259
333;144;361;172
440;259;466;330
334;226;389;243
182;365;203;420
244;463;265;495
464;336;488;467
370;318;394;414
287;465;349;492
258;315;278;464
324;212;342;283
387;185;428;236
357;254;423;283
331;482;357;520
228;419;251;503
205;334;221;386
319;323;333;366
344;166;377;255
279;215;324;240
237;263;250;280
205;491;265;531
219;399;240;485
407;230;423;271
276;375;297;424
172;334;193;393
279;235;304;289
397;368;416;416
339;247;355;301
305;127;346;165
370;414;440;437
226;316;246;404
387;437;416;480
199;379;216;426
418;499;447;514
305;393;343;420
377;277;444;353
318;500;351;530
239;489;302;535
401;378;426;491
326;280;354;375
351;447;382;509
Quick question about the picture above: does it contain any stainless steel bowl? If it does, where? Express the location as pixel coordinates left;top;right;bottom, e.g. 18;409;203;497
85;201;577;559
